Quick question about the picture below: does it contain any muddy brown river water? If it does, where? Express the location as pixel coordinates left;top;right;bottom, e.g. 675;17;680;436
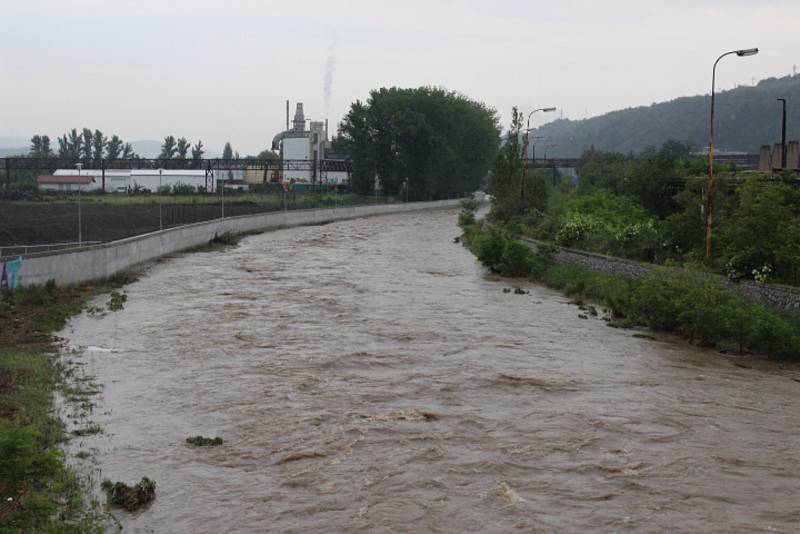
60;208;800;533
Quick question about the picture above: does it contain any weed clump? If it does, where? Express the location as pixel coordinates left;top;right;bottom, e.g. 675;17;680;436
210;232;241;246
106;291;127;311
185;435;223;447
100;477;156;511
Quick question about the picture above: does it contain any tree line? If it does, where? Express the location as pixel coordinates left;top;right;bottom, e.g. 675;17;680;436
29;129;139;161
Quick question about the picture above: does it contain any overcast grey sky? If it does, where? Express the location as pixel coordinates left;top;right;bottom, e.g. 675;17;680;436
2;0;798;154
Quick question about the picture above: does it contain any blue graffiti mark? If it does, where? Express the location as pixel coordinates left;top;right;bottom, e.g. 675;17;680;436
1;256;23;289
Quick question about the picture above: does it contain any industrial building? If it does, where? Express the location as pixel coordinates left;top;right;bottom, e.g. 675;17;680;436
270;101;350;186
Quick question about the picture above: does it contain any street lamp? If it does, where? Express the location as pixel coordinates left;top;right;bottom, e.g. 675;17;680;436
76;163;83;246
706;47;758;261
158;168;163;231
777;98;787;169
521;107;556;199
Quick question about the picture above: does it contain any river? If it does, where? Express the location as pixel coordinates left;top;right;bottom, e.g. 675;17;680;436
59;207;800;533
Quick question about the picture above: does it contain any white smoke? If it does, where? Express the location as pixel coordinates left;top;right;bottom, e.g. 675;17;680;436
324;37;337;115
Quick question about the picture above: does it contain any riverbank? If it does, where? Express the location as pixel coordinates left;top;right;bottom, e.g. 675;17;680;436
0;275;138;531
461;211;800;360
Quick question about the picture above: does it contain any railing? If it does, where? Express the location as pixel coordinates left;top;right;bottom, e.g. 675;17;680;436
0;241;102;258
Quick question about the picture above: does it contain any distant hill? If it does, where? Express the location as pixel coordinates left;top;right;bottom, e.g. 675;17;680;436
538;75;800;158
0;147;28;157
0;137;28;149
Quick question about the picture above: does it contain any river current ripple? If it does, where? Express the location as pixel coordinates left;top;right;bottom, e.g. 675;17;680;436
60;208;800;532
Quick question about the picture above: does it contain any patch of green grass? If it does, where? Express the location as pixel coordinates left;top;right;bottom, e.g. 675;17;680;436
0;351;104;532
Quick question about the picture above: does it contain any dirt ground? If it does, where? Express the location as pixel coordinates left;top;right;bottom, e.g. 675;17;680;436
0;201;281;247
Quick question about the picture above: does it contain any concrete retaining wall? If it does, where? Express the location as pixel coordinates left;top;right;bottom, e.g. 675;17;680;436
521;237;800;316
13;200;460;287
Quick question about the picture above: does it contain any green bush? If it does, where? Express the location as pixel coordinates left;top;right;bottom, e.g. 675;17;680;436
172;182;196;195
458;209;476;228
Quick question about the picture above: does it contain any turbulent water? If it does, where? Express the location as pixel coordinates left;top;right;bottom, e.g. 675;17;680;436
60;208;800;533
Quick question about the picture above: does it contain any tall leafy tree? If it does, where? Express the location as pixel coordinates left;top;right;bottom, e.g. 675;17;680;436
222;142;233;160
29;135;53;157
92;129;106;163
338;87;499;199
191;140;204;160
176;137;191;160
160;135;177;159
67;129;83;160
57;135;69;157
106;135;123;161
81;128;93;161
122;143;137;159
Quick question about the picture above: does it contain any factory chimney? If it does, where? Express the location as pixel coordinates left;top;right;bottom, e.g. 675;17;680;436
286;100;290;131
293;103;306;132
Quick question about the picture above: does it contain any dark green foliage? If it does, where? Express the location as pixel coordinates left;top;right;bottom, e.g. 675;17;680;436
100;478;156;511
175;137;191;160
106;291;127;311
160;135;177;159
222;142;234;160
338;87;499;199
718;177;800;285
29;135;53;158
191;140;205;161
185;435;223;446
468;227;550;278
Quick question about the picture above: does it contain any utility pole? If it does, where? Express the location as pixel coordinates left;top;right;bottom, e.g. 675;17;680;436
76;163;83;246
778;98;787;169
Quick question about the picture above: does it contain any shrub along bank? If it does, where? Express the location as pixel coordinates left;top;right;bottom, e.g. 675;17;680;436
460;204;800;360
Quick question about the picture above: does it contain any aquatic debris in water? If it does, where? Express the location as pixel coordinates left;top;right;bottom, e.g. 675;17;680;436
493;482;523;508
360;410;440;422
106;291;127;311
275;451;327;465
100;477;156;511
185;435;224;447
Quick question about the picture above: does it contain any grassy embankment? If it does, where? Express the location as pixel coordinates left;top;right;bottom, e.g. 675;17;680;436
459;201;800;360
0;276;135;532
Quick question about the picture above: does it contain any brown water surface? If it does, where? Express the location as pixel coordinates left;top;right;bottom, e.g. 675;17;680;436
60;208;800;533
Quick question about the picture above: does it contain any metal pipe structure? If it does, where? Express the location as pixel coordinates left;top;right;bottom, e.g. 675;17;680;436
521;107;556;200
778;98;787;169
706;47;758;261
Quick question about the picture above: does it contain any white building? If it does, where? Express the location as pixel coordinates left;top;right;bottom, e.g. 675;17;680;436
50;168;222;193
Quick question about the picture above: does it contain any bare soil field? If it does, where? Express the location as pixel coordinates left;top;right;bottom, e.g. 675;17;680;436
0;201;277;246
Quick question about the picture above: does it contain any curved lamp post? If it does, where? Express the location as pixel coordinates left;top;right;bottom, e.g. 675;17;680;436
706;48;758;261
521;107;556;199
